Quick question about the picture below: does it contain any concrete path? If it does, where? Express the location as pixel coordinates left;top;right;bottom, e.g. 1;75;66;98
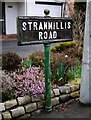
33;100;91;119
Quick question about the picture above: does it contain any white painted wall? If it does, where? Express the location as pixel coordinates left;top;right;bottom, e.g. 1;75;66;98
26;1;61;17
17;2;25;16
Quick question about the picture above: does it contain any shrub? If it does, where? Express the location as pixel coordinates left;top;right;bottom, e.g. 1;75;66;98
8;67;45;97
67;60;82;81
72;9;85;40
51;41;75;53
2;52;22;71
51;41;83;61
1;67;45;101
21;59;32;68
50;53;77;85
28;51;44;68
1;71;15;101
27;51;78;86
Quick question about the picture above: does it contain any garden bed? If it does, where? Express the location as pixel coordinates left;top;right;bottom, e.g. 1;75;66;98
0;67;80;119
1;43;82;119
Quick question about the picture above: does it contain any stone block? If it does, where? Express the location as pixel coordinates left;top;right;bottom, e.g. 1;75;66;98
17;95;31;105
31;109;41;116
18;114;31;119
10;106;25;118
37;101;45;108
59;86;71;94
53;88;60;96
51;97;59;106
70;91;80;98
0;103;5;112
5;99;17;109
70;85;80;92
59;94;70;102
25;103;37;113
51;90;54;98
2;111;12;119
31;94;44;102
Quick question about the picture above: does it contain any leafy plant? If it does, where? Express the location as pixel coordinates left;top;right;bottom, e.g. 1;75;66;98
28;51;44;68
51;41;75;53
21;59;32;68
51;40;83;61
67;60;82;81
9;67;45;97
51;63;68;85
1;72;15;101
50;53;76;85
1;67;45;100
2;52;22;71
28;51;78;86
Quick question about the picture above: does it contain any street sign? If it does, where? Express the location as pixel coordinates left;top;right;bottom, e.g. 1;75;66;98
17;16;73;45
17;13;73;112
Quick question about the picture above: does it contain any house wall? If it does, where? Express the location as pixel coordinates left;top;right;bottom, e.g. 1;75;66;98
27;2;61;17
17;2;25;16
5;1;62;35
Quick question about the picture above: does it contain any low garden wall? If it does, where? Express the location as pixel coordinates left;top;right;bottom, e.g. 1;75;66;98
0;83;80;120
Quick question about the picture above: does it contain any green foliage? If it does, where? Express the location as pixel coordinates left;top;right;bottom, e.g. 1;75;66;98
51;41;83;61
21;59;32;68
27;51;78;86
51;41;75;53
74;2;86;12
73;2;86;40
1;67;45;101
50;53;77;85
28;51;44;68
51;62;68;85
2;52;22;71
1;71;15;102
67;60;82;81
2;90;15;102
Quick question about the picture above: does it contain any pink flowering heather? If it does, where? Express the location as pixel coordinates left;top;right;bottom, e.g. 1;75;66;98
10;67;45;97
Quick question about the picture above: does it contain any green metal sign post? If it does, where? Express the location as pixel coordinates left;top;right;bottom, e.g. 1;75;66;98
44;9;52;112
44;43;52;112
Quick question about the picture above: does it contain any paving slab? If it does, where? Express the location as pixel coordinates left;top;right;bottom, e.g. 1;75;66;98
32;100;91;119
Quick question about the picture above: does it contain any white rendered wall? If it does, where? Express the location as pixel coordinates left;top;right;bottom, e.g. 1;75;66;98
17;2;25;16
26;1;61;17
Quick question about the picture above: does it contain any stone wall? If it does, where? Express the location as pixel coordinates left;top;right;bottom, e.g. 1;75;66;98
0;84;80;120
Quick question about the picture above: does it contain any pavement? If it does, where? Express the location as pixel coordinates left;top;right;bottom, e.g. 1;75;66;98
33;100;91;119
